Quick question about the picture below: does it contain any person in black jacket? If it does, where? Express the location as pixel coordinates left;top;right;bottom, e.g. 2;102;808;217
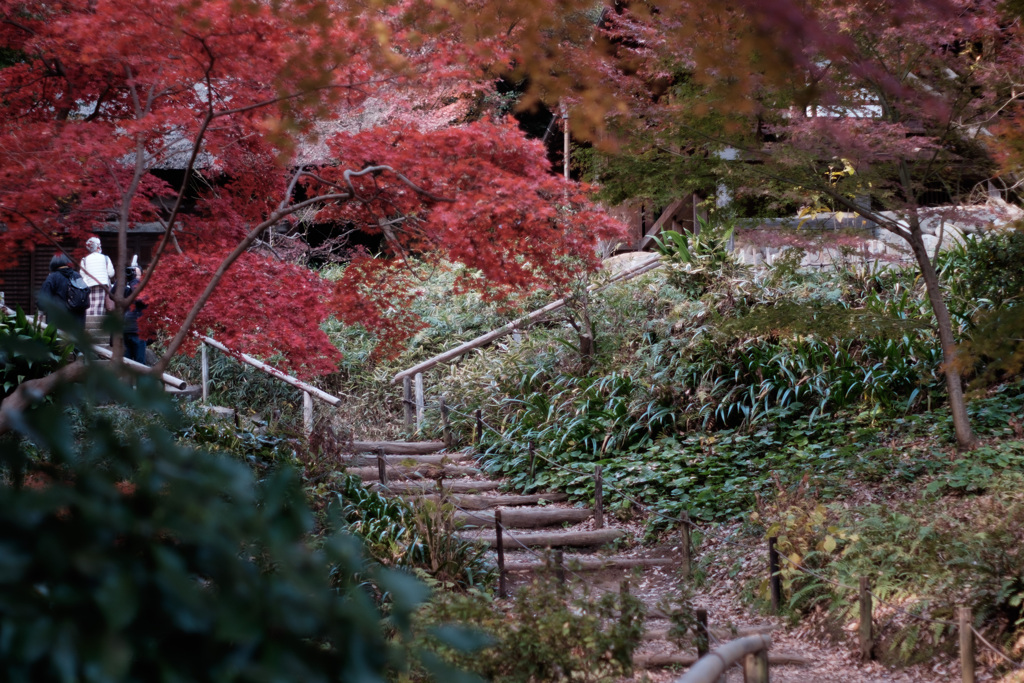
39;253;87;329
123;266;148;365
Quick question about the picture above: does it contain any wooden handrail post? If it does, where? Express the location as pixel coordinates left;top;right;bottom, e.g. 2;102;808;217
593;464;604;529
414;372;424;432
555;549;565;587
742;648;769;683
402;376;413;430
959;605;975;683
440;397;451;448
768;537;781;613
859;576;873;663
377;449;388;487
475;409;483;446
495;509;506;598
681;511;692;580
201;341;209;403
696;608;709;658
302;391;313;439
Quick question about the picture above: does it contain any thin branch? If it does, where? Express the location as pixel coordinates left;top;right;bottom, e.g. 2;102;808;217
343;165;455;203
0;359;87;437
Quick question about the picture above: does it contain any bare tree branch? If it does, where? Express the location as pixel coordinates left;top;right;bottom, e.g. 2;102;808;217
0;359;86;437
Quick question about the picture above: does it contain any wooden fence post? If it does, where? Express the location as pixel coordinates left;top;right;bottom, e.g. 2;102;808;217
440;397;451;448
402;376;413;429
768;537;781;613
859;576;873;663
742;649;769;683
695;608;709;658
414;372;424;432
495;509;506;599
377;449;388;487
475;409;483;446
555;549;565;587
302;391;313;438
593;464;604;529
959;605;975;683
201;341;209;403
681;511;692;580
528;441;535;478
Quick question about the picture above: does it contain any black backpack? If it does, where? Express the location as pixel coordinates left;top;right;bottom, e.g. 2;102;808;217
66;271;90;313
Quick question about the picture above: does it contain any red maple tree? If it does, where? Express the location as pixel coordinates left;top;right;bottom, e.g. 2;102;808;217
0;0;625;388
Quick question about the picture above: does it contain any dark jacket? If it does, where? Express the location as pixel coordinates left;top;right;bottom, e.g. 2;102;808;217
124;278;146;335
39;267;86;325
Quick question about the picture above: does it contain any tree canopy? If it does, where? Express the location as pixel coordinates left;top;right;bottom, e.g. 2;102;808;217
0;0;624;378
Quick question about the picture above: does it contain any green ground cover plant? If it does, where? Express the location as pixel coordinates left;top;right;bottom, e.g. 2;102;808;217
409;576;645;682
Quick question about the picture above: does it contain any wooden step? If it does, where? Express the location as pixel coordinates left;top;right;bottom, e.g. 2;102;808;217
633;652;808;669
345;464;480;481
642;624;774;642
373;480;503;494
409;492;568;510
454;507;591;529
505;556;673;572
349;440;447;455
340;452;472;466
466;527;624;549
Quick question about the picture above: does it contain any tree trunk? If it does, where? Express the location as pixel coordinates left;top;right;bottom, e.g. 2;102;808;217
903;218;977;450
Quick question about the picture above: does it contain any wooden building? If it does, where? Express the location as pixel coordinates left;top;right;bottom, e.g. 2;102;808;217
0;224;163;315
607;194;702;253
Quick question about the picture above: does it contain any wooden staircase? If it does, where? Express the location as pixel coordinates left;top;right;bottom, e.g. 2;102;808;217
339;439;812;675
339;439;664;566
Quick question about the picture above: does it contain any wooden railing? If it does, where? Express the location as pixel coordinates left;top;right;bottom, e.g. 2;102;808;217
2;308;187;390
392;254;663;432
674;635;772;683
2;305;339;436
197;334;342;436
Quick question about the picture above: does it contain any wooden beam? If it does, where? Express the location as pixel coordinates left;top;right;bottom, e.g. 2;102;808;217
339;452;472;466
372;479;502;494
409;492;568;510
453;507;591;528
633;651;807;670
465;527;623;549
345;464;480;481
349;440;446;454
638;198;685;251
506;557;673;572
91;345;187;390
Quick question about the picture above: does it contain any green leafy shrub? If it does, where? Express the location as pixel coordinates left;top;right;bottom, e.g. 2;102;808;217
334;475;494;590
926;441;1024;494
809;480;1024;665
0;307;73;399
653;214;743;297
412;577;645;682
0;361;438;682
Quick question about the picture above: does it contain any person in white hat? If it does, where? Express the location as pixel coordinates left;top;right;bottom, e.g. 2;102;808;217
80;236;115;316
